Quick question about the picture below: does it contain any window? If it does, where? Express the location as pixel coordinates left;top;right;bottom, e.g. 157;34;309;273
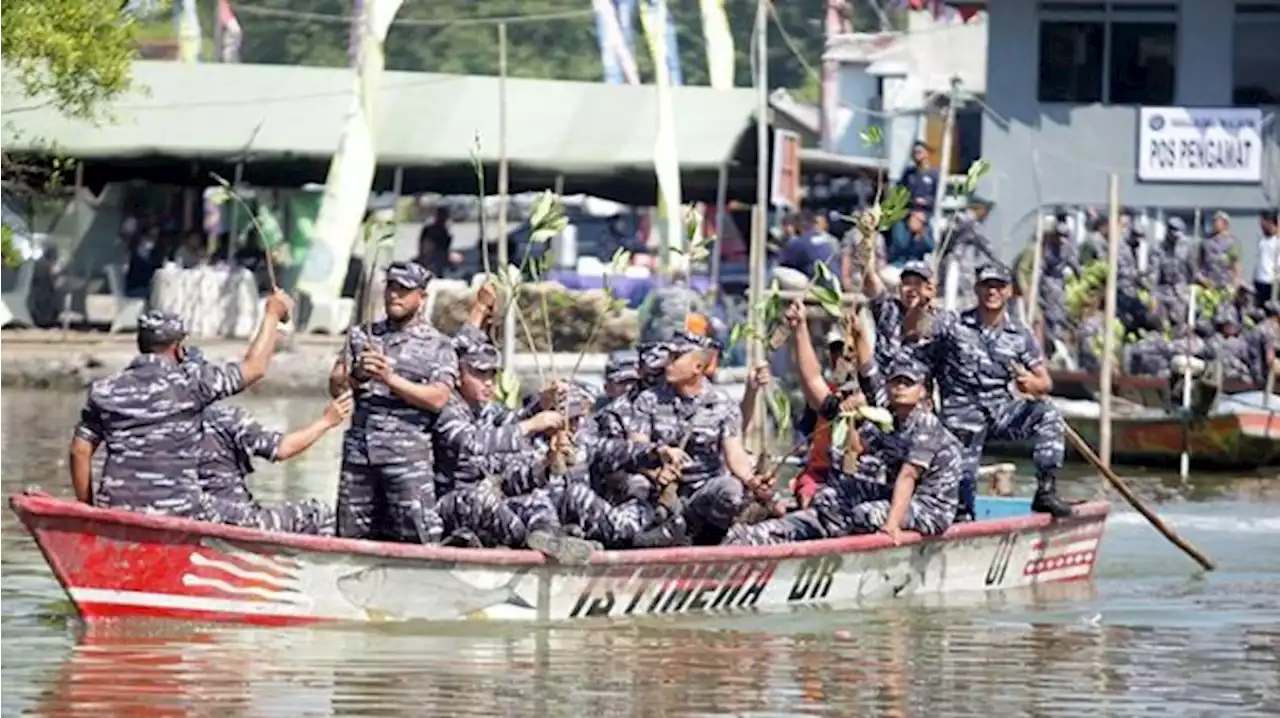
1036;2;1179;105
1038;21;1105;103
1233;4;1280;106
1108;22;1176;105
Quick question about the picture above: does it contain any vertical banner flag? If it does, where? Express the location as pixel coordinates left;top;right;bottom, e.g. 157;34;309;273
214;0;243;63
639;0;684;263
593;0;641;85
174;0;203;63
698;0;735;90
771;130;802;208
297;0;405;304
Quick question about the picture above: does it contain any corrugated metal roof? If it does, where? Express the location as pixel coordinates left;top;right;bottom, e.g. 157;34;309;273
2;61;761;173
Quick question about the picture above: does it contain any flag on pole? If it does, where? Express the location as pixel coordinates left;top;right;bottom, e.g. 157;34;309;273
214;0;243;63
593;0;640;85
639;0;684;263
698;0;734;90
174;0;202;63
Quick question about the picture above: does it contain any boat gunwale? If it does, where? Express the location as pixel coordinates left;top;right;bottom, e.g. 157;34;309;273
9;493;1110;568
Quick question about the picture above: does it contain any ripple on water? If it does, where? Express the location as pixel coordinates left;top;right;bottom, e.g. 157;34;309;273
2;389;1280;716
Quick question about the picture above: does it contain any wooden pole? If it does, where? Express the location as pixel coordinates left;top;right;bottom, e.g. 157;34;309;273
497;21;515;369
711;163;728;298
1180;285;1197;483
1064;426;1216;571
1099;174;1121;468
748;0;769;456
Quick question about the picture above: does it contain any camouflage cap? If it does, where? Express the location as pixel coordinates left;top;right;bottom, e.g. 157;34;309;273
638;341;673;374
1213;302;1241;327
1166;216;1187;233
975;263;1012;285
453;331;501;372
886;354;928;384
605;350;640;384
669;330;717;356
138;310;188;346
386;260;432;290
1194;320;1214;338
900;259;932;282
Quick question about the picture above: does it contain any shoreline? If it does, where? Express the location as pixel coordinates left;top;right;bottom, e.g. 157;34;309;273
0;330;750;396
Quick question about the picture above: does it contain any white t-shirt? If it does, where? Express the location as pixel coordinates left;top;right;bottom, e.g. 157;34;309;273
1256;232;1280;284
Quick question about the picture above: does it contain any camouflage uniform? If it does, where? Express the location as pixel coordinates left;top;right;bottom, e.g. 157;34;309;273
196;404;335;535
74;311;246;518
927;265;1066;519
1197;230;1239;290
1075;314;1106;375
627;332;747;537
1115;239;1151;332
1211;305;1254;382
337;262;456;543
430;331;543;547
1151;220;1194;327
640;280;706;344
1125;332;1173;376
867;260;936;370
1038;229;1079;344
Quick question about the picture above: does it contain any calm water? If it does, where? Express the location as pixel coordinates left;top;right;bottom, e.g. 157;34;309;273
2;389;1279;717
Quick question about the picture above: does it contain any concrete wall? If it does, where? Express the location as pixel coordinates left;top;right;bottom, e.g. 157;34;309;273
980;0;1279;265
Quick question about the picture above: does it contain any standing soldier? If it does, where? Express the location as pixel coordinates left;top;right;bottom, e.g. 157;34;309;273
328;260;457;543
197;391;353;535
925;264;1073;520
1197;211;1241;291
1037;222;1079;351
1151;217;1194;329
67;294;292;515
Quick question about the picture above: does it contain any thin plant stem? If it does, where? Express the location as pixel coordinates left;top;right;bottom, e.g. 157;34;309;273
210;172;279;291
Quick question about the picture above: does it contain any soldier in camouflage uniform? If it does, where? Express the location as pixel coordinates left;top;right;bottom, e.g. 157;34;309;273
626;331;766;546
862;258;937;370
196;395;351;535
329;261;457;543
926;264;1073;520
67;296;291;515
1037;222;1079;348
430;328;570;552
1210;304;1254;382
1125;315;1174;377
1151;217;1194;328
1196;211;1241;291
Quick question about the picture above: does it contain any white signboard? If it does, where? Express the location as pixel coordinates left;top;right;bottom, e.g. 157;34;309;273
1138;106;1263;183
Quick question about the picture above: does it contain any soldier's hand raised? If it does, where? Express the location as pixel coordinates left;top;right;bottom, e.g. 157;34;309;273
783;299;806;330
527;410;567;435
265;289;294;323
323;390;354;427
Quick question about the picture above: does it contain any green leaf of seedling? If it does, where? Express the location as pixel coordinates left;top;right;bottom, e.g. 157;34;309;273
729;322;746;349
964;158;991;194
859;126;883;148
496;369;521;409
877;186;912;231
608;248;633;275
810;285;844;320
769;391;793;433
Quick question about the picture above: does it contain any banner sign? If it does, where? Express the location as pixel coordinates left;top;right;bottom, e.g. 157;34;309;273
771;129;802;208
1138;106;1263;183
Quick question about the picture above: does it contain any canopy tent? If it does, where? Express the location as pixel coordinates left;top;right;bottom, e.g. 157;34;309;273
1;61;772;205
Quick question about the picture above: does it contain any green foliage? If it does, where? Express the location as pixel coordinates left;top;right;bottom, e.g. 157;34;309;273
1;226;21;268
224;0;874;93
496;369;521;409
876;185;911;231
527;191;568;245
1;0;150;120
1065;260;1110;320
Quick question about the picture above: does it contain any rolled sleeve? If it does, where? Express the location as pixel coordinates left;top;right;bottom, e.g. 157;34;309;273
74;402;105;445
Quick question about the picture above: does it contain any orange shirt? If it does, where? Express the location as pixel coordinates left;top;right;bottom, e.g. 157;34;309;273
805;381;841;471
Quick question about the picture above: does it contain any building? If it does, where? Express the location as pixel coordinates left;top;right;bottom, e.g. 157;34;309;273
824;11;989;178
975;0;1279;262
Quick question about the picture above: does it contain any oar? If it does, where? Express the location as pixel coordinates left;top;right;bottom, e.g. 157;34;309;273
1062;425;1216;571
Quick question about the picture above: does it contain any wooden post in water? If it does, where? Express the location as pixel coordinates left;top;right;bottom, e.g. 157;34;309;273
1099;174;1122;468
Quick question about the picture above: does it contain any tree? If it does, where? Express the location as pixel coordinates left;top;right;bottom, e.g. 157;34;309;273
1;0;143;120
1;0;145;265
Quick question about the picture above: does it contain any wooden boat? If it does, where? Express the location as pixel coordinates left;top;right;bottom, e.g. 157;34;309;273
10;491;1108;626
991;391;1280;469
1049;368;1260;409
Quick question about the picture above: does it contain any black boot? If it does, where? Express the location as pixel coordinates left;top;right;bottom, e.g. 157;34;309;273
442;528;483;548
1031;473;1074;518
631;515;690;548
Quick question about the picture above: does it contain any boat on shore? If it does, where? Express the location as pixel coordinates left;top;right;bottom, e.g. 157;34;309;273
991;392;1280;470
10;491;1108;626
1049;368;1260;409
